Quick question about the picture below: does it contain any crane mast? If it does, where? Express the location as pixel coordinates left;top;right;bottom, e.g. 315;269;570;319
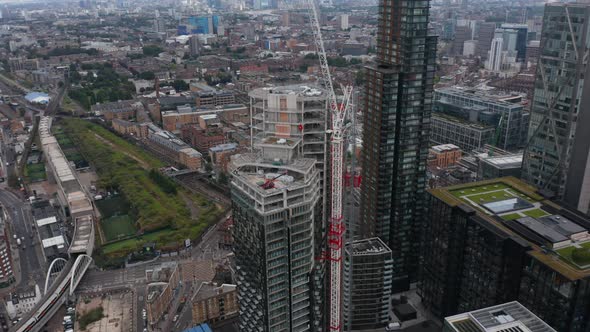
306;1;353;331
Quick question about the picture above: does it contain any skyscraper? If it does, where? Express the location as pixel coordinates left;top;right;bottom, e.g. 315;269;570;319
523;2;590;214
231;85;328;331
500;23;528;62
485;37;503;72
476;22;496;60
359;0;437;292
189;35;200;57
231;145;323;332
343;238;393;330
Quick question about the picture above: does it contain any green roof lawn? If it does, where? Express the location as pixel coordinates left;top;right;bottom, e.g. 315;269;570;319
450;182;540;210
556;242;590;269
450;183;509;198
501;213;523;221
523;208;550;218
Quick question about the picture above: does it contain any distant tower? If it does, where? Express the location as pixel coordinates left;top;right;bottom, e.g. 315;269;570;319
189;35;200;57
485;37;503;71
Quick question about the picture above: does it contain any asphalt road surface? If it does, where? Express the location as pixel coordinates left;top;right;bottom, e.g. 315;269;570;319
0;190;45;289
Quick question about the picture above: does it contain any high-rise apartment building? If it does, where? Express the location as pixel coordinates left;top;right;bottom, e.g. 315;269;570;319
189;35;200;57
360;0;437;292
231;140;324;332
343;238;393;330
523;2;590;214
500;24;528;62
476;22;496;60
453;26;472;56
485;37;504;72
231;85;329;332
421;177;590;331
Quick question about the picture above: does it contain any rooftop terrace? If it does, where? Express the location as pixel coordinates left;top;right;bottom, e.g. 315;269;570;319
445;301;556;332
431;177;590;279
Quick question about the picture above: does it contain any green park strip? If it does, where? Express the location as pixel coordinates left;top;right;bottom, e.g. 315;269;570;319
60;118;221;258
101;215;136;242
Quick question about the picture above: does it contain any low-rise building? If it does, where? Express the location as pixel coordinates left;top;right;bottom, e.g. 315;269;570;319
428;144;462;169
191;283;238;326
5;285;42;319
162;104;248;133
444;301;556;332
431;114;495;152
91;100;142;122
8;57;39;72
210;143;239;173
146;125;202;170
195;90;235;108
32;200;67;262
181;126;227;154
146;262;180;326
433;88;526;151
478;152;523;180
112;119;149;138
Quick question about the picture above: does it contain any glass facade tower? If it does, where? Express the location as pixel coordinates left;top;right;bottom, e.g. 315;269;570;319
359;0;437;292
523;3;590;214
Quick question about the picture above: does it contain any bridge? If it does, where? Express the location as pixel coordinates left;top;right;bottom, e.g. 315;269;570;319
11;117;97;332
13;255;93;332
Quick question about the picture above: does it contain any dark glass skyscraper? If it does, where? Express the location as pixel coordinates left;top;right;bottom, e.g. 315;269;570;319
359;0;437;292
523;2;590;215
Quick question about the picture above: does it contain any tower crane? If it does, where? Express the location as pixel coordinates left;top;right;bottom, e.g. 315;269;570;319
305;1;353;330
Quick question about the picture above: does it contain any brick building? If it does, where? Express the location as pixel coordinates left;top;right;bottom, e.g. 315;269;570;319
195;90;235;107
112;119;149;138
146;262;180;326
181;125;227;154
191;283;238;326
428;144;462;169
91;100;142;122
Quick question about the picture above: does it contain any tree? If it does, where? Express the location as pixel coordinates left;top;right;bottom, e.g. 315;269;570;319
327;57;348;67
142;45;163;57
139;71;155;80
172;80;189;92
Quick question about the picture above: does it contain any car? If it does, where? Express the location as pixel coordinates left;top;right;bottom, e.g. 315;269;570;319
173;315;179;322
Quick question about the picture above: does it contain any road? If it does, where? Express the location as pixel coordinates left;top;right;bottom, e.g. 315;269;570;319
0;190;45;289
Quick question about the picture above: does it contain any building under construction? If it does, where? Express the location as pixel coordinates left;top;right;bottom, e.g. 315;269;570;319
231;85;330;331
230;136;325;331
249;85;327;189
